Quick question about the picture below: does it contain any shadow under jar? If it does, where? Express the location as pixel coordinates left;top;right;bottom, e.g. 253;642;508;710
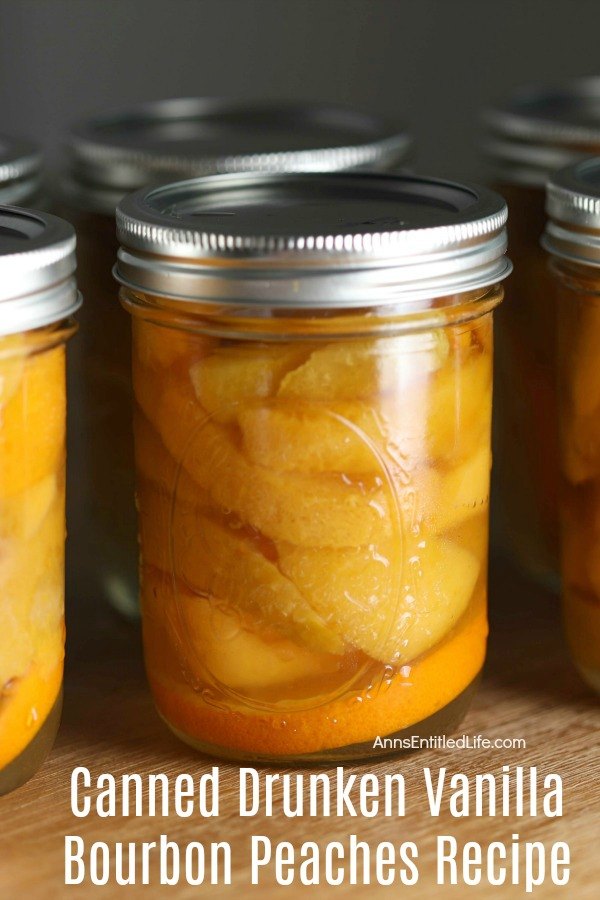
0;207;80;794
543;157;600;695
61;98;411;618
483;78;600;588
115;172;511;763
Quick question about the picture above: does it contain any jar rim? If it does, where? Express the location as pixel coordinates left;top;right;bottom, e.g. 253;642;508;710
64;97;411;214
0;206;81;335
114;171;511;308
0;134;42;206
543;156;600;267
482;78;600;186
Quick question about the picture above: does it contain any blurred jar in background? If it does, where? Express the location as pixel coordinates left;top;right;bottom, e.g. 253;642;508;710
483;78;600;588
544;158;600;694
115;172;510;762
0;135;42;207
0;207;80;794
60;98;412;618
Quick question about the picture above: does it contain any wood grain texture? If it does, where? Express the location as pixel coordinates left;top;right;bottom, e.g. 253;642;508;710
0;558;598;899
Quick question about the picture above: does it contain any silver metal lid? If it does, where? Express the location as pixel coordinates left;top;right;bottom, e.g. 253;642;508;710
543;157;600;266
65;98;411;215
115;172;511;307
483;79;600;187
0;206;81;336
0;135;42;205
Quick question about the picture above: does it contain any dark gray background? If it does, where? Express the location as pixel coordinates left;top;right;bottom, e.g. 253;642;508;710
0;0;598;180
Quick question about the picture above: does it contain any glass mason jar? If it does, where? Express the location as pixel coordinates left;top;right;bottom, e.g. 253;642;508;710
115;172;511;763
543;157;600;694
61;98;412;618
0;207;80;794
483;78;600;588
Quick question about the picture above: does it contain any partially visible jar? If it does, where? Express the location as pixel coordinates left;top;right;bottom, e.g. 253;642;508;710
60;98;412;618
483;78;600;588
0;207;80;794
115;172;511;763
543;158;600;694
0;135;43;207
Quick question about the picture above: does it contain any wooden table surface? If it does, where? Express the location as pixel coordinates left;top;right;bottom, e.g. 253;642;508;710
1;558;598;899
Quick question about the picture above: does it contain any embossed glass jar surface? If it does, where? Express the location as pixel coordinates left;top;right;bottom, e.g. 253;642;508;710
116;172;510;762
483;79;600;587
543;157;600;695
62;99;411;619
0;207;80;793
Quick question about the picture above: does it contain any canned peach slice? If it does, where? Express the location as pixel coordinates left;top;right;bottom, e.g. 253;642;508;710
190;343;310;423
139;483;344;654
134;371;395;546
135;320;210;372
178;598;344;693
238;402;388;474
172;420;394;548
0;334;26;404
0;492;64;620
425;348;492;461
279;536;479;664
0;612;34;691
277;333;449;402
0;474;57;541
566;302;600;418
136;367;392;532
419;445;492;534
0;347;65;498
